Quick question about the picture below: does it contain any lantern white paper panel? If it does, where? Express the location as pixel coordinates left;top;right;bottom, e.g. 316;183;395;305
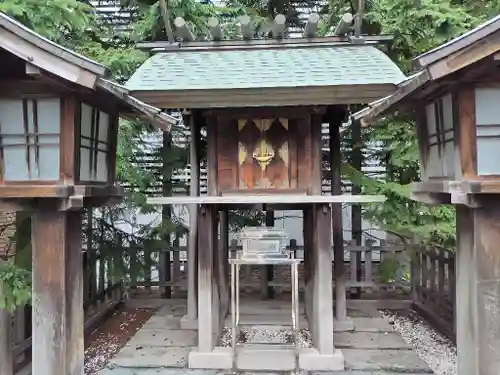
441;93;459;180
475;87;500;175
0;98;60;181
79;103;110;182
35;99;61;180
425;102;443;178
424;95;458;180
80;103;93;181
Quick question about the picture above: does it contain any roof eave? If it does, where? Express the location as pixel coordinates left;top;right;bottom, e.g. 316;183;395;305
97;79;178;132
0;12;107;77
351;70;431;126
413;15;500;70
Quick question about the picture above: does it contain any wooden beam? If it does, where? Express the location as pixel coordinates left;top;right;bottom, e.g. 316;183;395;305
273;14;286;39
304;13;320;38
208;17;223;41
174;17;195;42
0;28;98;89
457;87;477;179
138;34;394;50
0;79;73;97
239;15;253;40
205;105;326;119
25;62;41;76
135;84;398;109
147;194;386;205
333;13;353;36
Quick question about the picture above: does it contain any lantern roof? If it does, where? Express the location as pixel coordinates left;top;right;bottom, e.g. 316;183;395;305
126;43;406;108
0;11;177;131
352;15;500;126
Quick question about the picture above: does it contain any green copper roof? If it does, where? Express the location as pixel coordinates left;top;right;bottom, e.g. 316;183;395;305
126;45;405;92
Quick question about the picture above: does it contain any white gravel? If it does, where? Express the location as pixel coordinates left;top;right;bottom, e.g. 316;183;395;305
381;310;457;375
220;326;312;348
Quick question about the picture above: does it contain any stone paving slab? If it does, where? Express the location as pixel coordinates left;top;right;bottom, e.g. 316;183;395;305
140;315;182;330
334;332;411;350
226;314;309;328
110;346;190;368
352;318;394;333
128;329;197;347
100;369;433;375
343;349;433;373
157;303;187;317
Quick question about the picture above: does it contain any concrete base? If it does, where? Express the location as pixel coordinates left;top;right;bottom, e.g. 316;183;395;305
298;347;345;371
334;317;355;332
188;347;232;369
236;346;295;371
180;315;198;330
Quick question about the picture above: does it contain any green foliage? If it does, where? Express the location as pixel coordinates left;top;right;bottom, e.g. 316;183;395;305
0;261;31;311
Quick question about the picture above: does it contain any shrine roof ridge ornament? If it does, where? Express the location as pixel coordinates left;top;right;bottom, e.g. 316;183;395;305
351;14;500;126
0;11;178;131
135;13;394;51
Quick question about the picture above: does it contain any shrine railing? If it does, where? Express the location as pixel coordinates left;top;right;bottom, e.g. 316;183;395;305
411;243;456;342
128;239;412;299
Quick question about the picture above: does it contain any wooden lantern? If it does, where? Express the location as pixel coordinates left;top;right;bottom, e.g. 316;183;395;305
0;12;178;375
354;16;500;375
0;97;117;187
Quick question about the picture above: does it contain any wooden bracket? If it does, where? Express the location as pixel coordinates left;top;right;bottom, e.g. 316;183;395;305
58;195;84;211
410;191;451;205
450;192;482;208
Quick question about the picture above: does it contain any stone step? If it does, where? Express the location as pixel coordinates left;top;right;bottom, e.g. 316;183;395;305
334;332;412;350
99;368;434;375
235;346;296;371
226;313;308;328
343;348;433;373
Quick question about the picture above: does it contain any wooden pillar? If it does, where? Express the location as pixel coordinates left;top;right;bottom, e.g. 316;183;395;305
32;210;84;375
190;204;231;369
456;200;500;375
303;207;314;334
161;131;173;299
311;204;335;354
196;204;217;352
330;122;347;322
187;113;199;322
261;209;275;299
350;119;363;299
218;210;230;324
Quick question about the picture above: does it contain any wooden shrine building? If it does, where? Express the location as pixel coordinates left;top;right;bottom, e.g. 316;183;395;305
0;11;177;375
353;14;500;375
136;14;405;371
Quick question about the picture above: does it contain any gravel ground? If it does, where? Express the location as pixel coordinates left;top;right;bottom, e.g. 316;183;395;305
381;309;457;375
84;307;155;375
220;326;312;348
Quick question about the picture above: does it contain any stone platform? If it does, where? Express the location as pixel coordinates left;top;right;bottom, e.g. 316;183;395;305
100;298;433;374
